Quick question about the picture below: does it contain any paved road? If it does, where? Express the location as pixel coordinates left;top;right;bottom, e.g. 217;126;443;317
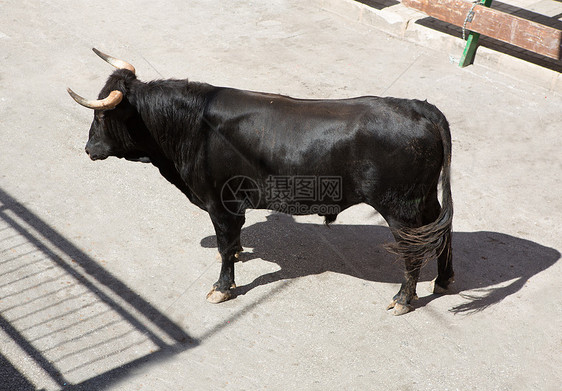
1;0;560;390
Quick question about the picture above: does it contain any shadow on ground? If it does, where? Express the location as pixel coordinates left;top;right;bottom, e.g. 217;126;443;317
0;187;195;390
201;213;560;314
355;0;399;10
2;184;559;389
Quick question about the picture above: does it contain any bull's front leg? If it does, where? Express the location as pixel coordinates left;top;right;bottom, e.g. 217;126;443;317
206;212;245;304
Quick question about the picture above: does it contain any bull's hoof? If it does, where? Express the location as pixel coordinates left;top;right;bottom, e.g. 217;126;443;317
386;300;413;316
393;303;413;316
430;278;453;294
206;284;236;304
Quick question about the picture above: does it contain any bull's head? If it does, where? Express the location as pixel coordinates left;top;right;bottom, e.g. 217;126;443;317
68;49;150;162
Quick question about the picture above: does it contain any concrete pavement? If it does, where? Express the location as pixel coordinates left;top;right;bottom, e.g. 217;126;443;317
1;0;561;390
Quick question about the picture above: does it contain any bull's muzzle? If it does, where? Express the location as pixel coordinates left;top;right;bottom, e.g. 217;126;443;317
84;141;108;161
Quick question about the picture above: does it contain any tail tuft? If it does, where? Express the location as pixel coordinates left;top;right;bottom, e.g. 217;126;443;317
384;202;452;265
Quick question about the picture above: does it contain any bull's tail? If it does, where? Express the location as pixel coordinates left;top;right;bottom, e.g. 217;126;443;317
385;108;453;265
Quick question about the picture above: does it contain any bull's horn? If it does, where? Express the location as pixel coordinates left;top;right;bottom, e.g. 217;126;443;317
92;48;136;74
67;88;123;110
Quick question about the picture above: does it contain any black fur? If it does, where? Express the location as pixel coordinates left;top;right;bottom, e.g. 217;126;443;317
78;67;454;313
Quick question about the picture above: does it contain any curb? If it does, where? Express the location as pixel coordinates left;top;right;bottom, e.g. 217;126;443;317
311;0;561;92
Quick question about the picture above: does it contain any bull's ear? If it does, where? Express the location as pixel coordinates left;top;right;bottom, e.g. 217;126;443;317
67;88;123;110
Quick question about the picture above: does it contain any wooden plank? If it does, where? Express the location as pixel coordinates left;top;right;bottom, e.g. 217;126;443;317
403;0;562;60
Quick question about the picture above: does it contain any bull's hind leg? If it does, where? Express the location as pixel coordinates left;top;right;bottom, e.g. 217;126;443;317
385;217;423;316
206;213;245;303
422;194;454;293
386;253;422;315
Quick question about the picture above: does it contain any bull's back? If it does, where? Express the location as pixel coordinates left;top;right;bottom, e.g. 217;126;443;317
206;88;444;181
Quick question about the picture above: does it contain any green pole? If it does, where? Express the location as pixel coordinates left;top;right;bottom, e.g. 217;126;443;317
459;0;493;67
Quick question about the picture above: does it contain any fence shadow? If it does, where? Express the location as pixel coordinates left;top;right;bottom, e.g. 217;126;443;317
201;213;560;314
0;187;197;390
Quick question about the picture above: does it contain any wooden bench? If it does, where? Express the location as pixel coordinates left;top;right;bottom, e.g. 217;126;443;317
402;0;562;66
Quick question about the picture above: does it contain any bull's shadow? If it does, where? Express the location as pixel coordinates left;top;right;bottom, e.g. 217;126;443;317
201;213;560;313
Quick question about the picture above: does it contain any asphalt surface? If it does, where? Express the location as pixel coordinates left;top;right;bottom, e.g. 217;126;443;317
1;0;561;390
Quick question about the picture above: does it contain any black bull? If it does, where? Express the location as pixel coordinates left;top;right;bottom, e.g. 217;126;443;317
68;49;453;315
